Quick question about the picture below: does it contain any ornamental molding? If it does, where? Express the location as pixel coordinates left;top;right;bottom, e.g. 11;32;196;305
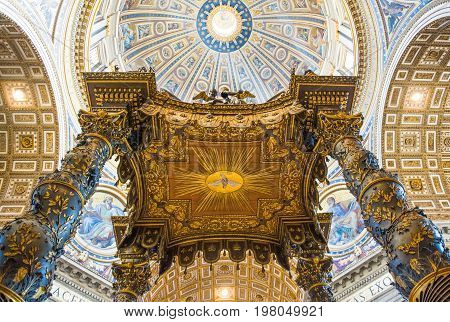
54;256;114;301
332;248;385;289
332;250;391;301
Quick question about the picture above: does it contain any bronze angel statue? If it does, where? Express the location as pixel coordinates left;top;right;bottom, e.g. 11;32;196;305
193;87;255;104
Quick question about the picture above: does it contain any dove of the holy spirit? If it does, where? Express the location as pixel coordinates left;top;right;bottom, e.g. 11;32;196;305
206;171;244;193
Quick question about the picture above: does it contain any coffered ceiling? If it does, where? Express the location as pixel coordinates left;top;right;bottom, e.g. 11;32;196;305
145;255;302;301
382;17;450;220
0;14;60;226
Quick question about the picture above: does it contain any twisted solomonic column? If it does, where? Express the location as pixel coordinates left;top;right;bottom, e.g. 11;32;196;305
0;110;130;302
314;112;450;301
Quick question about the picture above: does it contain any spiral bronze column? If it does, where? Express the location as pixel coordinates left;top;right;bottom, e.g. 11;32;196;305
315;112;450;301
0;110;130;301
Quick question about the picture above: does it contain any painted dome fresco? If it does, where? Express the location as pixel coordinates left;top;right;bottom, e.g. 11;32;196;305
88;0;357;102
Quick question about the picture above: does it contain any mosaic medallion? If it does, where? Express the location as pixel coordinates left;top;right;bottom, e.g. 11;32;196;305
197;0;252;53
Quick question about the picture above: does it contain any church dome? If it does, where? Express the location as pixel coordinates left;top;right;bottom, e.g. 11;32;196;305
87;0;357;102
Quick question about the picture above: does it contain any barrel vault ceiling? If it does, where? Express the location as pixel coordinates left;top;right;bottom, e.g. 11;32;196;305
382;17;450;221
0;14;60;226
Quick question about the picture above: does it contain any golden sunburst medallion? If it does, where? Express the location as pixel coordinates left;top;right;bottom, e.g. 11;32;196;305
172;144;279;215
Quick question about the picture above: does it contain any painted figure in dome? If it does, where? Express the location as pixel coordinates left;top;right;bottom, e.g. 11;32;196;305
327;196;365;246
122;0;140;10
78;196;125;249
310;27;326;56
121;23;135;51
379;0;410;33
309;0;324;14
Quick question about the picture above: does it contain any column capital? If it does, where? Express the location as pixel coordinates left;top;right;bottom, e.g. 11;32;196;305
292;223;335;302
112;261;152;302
296;255;334;302
111;226;162;302
314;112;363;157
78;109;131;153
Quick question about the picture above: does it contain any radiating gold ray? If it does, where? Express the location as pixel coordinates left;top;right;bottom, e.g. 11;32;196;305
243;165;280;196
229;146;256;173
191;146;219;174
173;170;208;197
195;190;218;214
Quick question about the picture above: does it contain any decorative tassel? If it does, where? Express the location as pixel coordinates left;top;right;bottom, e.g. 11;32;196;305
210;264;213;271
